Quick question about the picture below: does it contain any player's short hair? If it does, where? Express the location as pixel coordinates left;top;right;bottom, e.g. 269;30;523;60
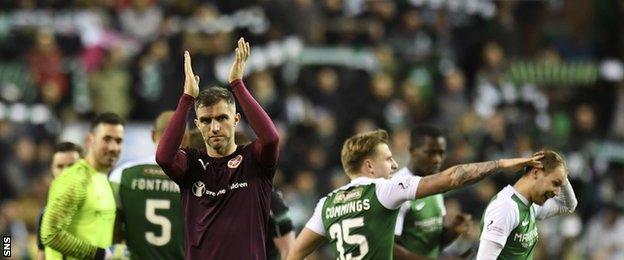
409;124;444;150
341;129;389;175
53;142;83;157
195;87;235;111
90;112;125;132
153;111;174;135
526;150;567;175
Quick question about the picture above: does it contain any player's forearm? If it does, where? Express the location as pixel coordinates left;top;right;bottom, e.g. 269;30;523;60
418;161;500;197
539;180;578;219
230;79;279;164
558;179;578;212
476;239;503;260
156;94;192;176
287;247;317;260
446;160;500;188
275;232;296;260
41;182;98;259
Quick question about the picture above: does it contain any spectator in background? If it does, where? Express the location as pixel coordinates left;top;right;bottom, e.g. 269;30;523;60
582;202;624;260
134;38;179;119
436;69;469;127
0;200;29;259
26;28;68;109
88;46;132;119
36;142;83;260
118;0;163;43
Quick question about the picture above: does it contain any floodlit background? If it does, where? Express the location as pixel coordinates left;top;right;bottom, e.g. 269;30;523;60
1;0;623;259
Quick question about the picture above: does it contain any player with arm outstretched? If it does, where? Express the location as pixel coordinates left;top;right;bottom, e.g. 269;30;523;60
155;38;279;259
477;150;577;260
287;129;542;260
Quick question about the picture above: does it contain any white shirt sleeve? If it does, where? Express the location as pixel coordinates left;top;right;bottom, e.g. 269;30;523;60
304;197;327;236
109;167;122;184
394;202;410;236
534;180;578;220
476;239;504;260
109;166;123;209
375;175;421;210
480;199;519;247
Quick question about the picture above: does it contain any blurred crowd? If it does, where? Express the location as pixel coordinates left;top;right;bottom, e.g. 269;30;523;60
1;0;624;259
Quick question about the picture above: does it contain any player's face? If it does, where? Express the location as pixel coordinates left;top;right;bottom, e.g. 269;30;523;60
195;100;240;154
89;123;124;170
367;143;399;179
410;136;446;175
532;166;566;205
51;151;80;178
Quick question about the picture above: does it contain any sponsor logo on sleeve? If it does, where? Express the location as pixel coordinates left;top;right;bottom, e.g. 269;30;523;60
228;155;243;169
486;220;505;236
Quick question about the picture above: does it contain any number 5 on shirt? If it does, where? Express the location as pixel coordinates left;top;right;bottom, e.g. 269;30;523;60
145;199;172;246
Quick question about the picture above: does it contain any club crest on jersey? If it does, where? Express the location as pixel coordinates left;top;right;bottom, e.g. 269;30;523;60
192;181;206;197
228;155;243;169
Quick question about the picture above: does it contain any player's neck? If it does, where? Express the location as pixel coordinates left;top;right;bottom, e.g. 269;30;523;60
85;153;110;173
207;143;237;158
513;178;534;204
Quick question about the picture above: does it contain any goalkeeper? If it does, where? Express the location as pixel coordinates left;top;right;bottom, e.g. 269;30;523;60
41;113;125;260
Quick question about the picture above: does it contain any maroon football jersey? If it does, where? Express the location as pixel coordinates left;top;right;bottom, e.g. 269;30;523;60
174;141;275;259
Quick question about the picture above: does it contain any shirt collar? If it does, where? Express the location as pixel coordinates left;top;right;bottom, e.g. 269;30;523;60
507;185;530;206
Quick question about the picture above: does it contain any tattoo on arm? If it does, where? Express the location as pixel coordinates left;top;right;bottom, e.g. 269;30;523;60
449;160;500;187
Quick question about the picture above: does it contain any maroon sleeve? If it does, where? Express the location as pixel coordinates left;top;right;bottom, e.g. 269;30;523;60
230;79;279;166
155;94;193;179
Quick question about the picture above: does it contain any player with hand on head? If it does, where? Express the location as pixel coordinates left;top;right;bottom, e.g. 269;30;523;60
287;129;543;260
156;38;279;259
477;150;577;260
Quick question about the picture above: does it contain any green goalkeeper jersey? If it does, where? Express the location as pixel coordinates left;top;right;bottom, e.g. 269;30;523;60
304;176;421;260
41;159;116;260
109;156;184;260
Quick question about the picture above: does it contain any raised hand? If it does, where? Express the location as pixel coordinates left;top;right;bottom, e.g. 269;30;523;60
183;51;200;98
228;37;250;83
